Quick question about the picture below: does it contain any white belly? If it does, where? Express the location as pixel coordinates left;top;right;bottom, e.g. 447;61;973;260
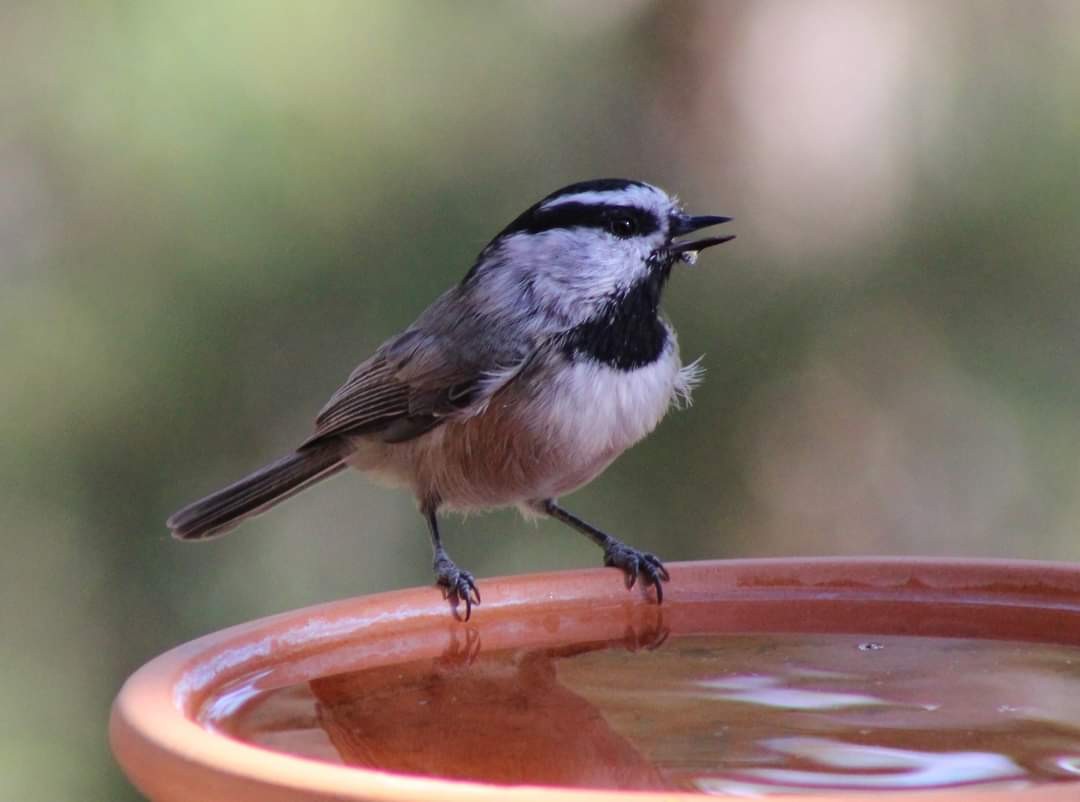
347;346;697;509
529;353;682;490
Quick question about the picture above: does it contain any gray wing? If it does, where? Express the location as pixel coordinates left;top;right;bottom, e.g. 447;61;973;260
300;286;536;447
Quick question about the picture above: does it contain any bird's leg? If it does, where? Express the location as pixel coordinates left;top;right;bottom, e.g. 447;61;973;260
536;499;670;603
424;505;480;620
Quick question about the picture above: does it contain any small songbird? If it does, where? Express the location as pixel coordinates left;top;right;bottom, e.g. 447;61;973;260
168;179;733;618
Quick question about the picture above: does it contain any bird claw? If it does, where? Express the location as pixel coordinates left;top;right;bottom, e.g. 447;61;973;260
435;558;481;621
603;543;670;604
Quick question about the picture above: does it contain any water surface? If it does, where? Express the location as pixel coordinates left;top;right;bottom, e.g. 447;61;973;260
202;633;1080;794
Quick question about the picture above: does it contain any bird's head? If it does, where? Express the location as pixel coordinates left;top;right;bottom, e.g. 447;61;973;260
466;179;733;327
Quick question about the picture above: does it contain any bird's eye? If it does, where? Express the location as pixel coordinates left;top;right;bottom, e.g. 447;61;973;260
607;215;638;239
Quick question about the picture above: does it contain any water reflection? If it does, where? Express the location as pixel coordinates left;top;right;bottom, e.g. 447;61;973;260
696;737;1024;795
1048;755;1080;777
202;633;1080;794
698;674;885;710
309;637;668;789
199;668;273;722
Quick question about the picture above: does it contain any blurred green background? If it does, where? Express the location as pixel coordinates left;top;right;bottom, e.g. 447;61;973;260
3;1;1080;798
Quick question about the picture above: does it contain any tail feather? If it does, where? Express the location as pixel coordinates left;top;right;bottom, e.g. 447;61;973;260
167;445;347;540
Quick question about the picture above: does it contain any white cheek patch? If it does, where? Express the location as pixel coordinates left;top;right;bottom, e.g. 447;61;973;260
495;229;656;324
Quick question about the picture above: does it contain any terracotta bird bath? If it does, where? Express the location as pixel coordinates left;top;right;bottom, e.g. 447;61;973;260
111;558;1080;801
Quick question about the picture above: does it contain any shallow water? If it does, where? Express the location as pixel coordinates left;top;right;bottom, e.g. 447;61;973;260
201;633;1080;794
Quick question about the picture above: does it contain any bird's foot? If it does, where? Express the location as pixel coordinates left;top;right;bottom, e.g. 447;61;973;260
603;541;670;604
434;555;481;621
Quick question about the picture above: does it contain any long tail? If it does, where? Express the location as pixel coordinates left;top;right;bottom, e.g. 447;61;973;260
167;444;347;541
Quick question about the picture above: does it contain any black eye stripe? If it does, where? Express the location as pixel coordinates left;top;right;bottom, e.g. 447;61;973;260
497;202;660;238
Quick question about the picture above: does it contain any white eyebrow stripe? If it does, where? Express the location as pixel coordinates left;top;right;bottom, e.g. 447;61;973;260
541;184;666;211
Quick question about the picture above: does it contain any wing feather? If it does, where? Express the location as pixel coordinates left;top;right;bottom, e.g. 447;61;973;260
301;340;536;448
300;285;542;448
300;357;410;445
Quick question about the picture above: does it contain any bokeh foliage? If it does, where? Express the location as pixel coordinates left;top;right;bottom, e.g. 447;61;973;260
2;2;1079;798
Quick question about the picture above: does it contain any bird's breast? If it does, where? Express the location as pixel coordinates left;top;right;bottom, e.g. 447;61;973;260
348;342;687;509
529;349;682;465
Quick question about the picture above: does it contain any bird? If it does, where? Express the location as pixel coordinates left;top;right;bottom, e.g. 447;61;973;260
168;178;733;619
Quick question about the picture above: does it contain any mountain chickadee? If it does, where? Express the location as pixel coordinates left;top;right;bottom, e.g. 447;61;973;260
168;178;733;618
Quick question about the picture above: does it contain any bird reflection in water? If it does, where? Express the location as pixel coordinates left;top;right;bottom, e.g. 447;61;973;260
310;618;671;789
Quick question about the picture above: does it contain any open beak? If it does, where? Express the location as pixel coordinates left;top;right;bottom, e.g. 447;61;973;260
669;214;734;263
